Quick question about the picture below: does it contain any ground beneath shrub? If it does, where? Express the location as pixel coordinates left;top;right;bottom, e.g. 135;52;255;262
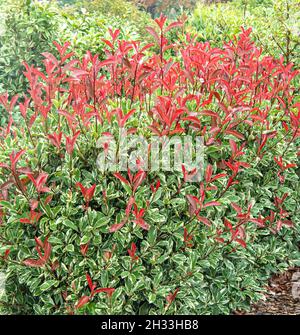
235;267;300;315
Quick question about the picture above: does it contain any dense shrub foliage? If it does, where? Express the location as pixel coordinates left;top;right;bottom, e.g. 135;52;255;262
0;0;150;98
1;0;298;98
191;0;300;66
135;0;197;17
58;7;143;58
0;0;59;95
0;13;299;315
70;0;151;35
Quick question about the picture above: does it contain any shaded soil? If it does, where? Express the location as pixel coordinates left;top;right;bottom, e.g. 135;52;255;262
236;267;300;315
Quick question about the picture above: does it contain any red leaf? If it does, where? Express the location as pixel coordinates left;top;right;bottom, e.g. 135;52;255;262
224;218;233;230
165;21;183;32
235;239;247;248
109;219;126;233
231;202;242;214
85;184;96;203
102;39;114;49
145;27;160;44
10;150;26;172
134;218;150;231
75;296;90;309
113;173;130;185
225;130;245;140
20;218;31;224
205;164;213;183
94;288;115;297
133;171;146;192
229;139;237;155
4;249;10;259
23;258;46;268
211;173;227;182
86;273;93;292
166;288;180;304
43;237;52;262
197;216;211;226
80;243;89;256
128;242;138;261
203;201;221;208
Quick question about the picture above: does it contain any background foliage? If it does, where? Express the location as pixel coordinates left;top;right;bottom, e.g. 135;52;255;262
0;0;59;95
191;0;300;66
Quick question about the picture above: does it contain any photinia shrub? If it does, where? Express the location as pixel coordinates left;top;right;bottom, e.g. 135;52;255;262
0;15;299;315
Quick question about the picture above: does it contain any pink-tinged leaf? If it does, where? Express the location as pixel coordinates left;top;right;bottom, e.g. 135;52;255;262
85;184;96;203
80;243;89;257
182;116;201;125
211;173;227;182
23;258;45;267
43;237;52;261
108;28;120;41
282;220;293;227
20;218;31;224
186;194;199;215
166;288;180;304
0;163;9;169
9;94;19;113
4;249;10;259
99;58;116;67
203;201;221;208
44;195;53;205
41;52;58;66
154;14;167;30
102;39;114;49
225;130;245;140
231;202;242;213
65;131;80;155
197;216;211;226
113;173;130;185
34;236;44;248
119;109;135;127
285;163;297;170
224;218;233;230
125;197;135;217
140;43;155;53
134;218;150;231
235;238;247;248
229;139;237;155
165;21;183;32
75;296;90;309
71;69;89;78
248;218;265;227
133;171;146;192
199;110;220;119
205;164;213;183
30;199;39;211
128;242;138;260
145;27;160;44
10;149;26;171
94;288;115;297
48;132;62;149
61;59;78;73
109;219;126;233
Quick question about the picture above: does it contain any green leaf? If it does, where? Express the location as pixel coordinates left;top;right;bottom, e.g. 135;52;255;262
94;214;111;228
0;201;17;212
62;219;79;232
147;226;157;245
65;244;74;252
40;280;58;292
148;292;156;304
